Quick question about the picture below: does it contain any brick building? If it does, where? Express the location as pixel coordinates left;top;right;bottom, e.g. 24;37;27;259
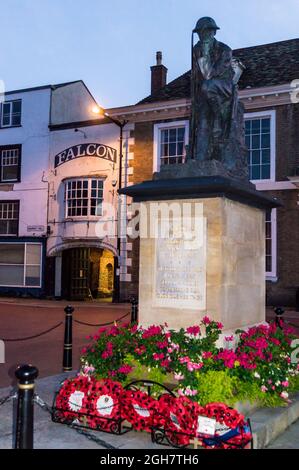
111;39;299;307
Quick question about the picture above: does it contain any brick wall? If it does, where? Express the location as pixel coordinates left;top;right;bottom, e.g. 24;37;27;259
121;103;299;307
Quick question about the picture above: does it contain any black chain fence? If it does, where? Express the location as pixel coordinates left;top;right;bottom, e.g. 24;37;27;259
73;311;130;328
1;322;63;342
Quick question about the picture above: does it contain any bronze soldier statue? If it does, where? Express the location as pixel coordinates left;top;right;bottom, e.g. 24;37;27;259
189;17;247;175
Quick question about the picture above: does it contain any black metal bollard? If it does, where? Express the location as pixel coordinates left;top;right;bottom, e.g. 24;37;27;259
130;297;138;323
14;364;39;449
63;305;74;372
274;307;285;329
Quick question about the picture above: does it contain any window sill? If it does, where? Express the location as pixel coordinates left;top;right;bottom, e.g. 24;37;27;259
0;125;22;130
62;217;102;222
266;275;278;283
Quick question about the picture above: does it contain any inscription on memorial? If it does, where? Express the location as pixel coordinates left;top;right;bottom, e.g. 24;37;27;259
154;218;207;310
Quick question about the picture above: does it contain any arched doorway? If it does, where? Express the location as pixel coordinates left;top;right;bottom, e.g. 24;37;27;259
61;247;115;301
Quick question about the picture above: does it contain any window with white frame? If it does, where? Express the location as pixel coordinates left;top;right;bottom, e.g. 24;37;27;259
0;201;19;236
65;178;104;218
153;121;189;172
0;145;21;182
0;243;42;287
265;209;277;278
245;111;275;181
1;100;22;127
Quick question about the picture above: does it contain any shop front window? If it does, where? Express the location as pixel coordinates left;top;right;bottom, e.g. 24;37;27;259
0;243;42;287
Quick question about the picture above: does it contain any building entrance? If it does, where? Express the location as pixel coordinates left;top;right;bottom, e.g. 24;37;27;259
61;247;114;301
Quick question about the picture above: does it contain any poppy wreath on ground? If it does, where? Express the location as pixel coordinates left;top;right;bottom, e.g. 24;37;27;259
55;376;92;424
55;377;253;448
86;379;123;431
199;403;251;449
157;394;205;446
120;389;158;432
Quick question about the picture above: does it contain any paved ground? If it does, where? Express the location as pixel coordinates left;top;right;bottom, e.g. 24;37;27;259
0;298;130;388
267;419;299;449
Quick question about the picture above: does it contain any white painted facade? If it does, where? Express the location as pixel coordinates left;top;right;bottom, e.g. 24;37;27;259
0;80;132;297
0;87;51;238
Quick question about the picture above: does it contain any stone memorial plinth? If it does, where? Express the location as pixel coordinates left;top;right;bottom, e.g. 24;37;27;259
120;176;280;333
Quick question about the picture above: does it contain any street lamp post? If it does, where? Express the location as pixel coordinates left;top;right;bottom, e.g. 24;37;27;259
92;106;128;302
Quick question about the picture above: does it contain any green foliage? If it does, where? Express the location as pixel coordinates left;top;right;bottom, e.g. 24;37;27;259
194;370;239;406
194;370;288;408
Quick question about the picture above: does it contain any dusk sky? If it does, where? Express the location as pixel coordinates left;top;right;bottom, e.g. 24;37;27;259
1;0;299;108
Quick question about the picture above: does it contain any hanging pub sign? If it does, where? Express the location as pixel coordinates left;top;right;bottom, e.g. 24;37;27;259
54;143;117;168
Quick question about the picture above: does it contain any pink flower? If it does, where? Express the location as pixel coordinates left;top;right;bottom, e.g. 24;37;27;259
142;325;162;339
186;326;201;336
280;391;289;400
156;341;168;349
174;373;184;381
167;347;174;353
134;345;146;356
81;347;87;354
282;381;289;388
98;327;107;335
107;325;120;337
153;352;164;361
216;322;224;330
270;338;281;346
130;324;138;333
225;335;234;342
179;356;190;364
160;359;171;368
202;316;211;325
261;385;268;393
202;351;213;359
118;365;133;375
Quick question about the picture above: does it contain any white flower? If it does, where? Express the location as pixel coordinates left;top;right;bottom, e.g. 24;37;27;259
275;381;281;386
280;391;289;400
254;372;261;379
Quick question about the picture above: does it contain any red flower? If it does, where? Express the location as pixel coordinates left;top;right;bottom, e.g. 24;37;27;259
186;326;201;336
202;351;213;359
142;325;162;339
160;359;171;368
153;352;164;361
135;345;146;355
156;341;168;349
202;316;211;325
118;365;133;375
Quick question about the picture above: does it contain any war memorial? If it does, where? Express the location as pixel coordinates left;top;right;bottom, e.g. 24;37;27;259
121;17;280;334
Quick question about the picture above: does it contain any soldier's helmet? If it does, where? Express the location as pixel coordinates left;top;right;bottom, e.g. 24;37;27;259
193;17;220;33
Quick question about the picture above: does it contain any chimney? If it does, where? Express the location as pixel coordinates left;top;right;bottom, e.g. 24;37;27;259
151;51;168;95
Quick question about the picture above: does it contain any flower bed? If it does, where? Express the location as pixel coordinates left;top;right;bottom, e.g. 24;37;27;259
81;317;299;408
